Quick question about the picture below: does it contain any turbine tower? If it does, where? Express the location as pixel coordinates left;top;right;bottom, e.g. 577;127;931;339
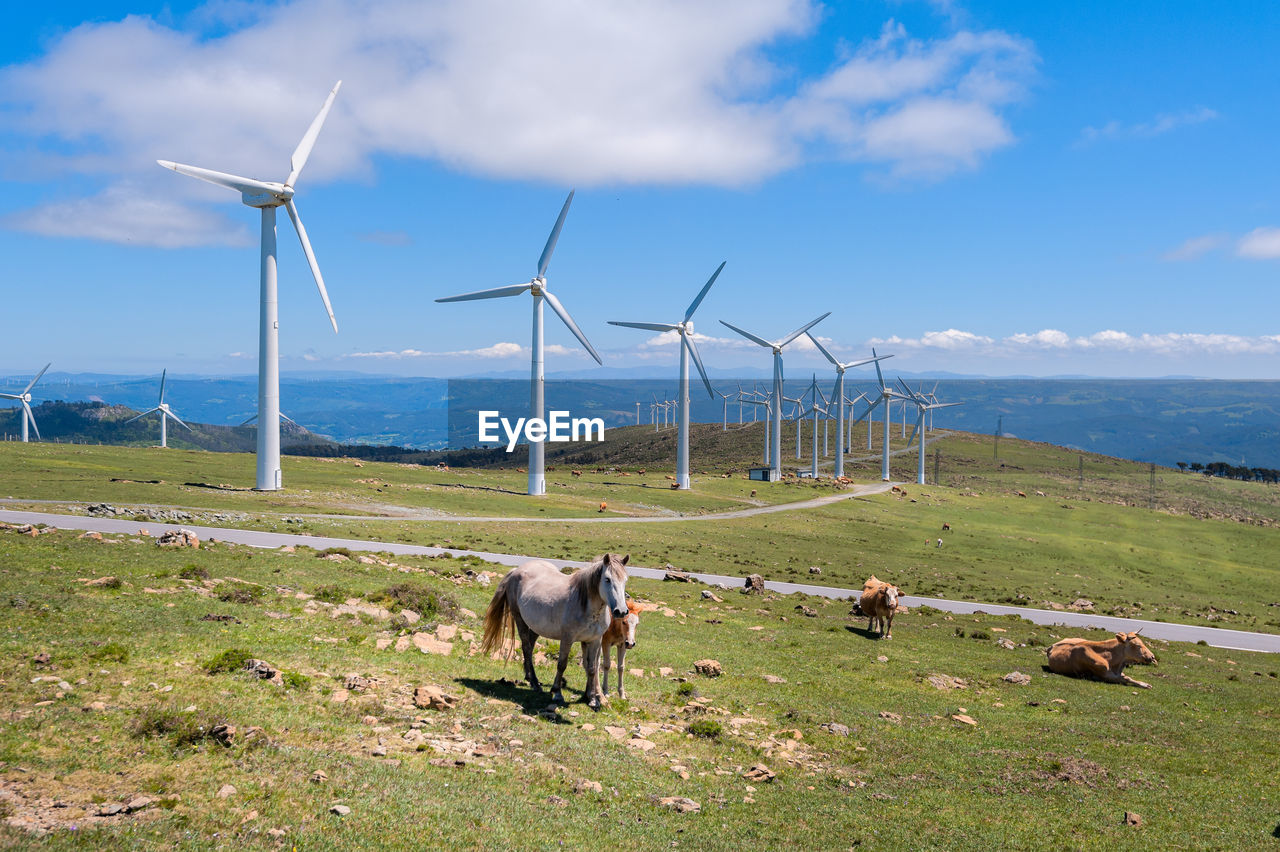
897;379;961;484
806;334;889;479
158;81;342;491
720;313;829;480
1;363;50;442
610;262;724;490
437;191;601;496
125;369;191;448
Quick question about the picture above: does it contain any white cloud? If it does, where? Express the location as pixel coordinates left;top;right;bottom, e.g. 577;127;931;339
871;328;1280;356
0;1;1037;245
347;342;574;360
1237;227;1280;259
1080;106;1217;144
1162;233;1226;262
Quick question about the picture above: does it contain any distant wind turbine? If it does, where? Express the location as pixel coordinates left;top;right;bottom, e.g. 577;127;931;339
1;363;50;442
897;379;961;484
125;370;191;448
807;334;889;479
158;81;342;491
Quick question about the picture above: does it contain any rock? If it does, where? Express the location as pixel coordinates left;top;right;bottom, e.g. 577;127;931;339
573;779;603;794
331;689;350;704
1123;811;1142;826
323;553;349;562
125;796;153;813
762;674;786;684
361;715;378;726
629;668;644;678
97;803;125;816
951;714;978;726
926;673;968;691
547;795;568;807
659;667;674;677
1002;671;1032;685
627;738;657;752
1067;598;1095;612
211;723;237;746
795;604;818;617
693;659;722;677
412;633;454;656
435;624;458;641
32;651;52;666
743;574;766;594
658;796;701;814
603;725;628;741
79;531;103;541
85;575;120;587
85;700;107;712
157;529;200;549
330;805;351;816
413;684;458;711
878;711;902;723
808;566;822;575
398;609;421;625
664;566;693;582
216;784;237;799
459;607;478;620
344;674;371;692
743;764;777;783
244;659;283;685
821;722;850;737
996;638;1016;650
700;590;723;602
310;770;328;784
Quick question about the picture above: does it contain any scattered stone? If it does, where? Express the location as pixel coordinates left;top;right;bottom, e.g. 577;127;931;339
330;805;351;816
79;531;103;541
808;566;822;575
344;674;371;692
743;764;776;783
951;714;978;726
795;605;818;618
926;674;969;690
876;655;889;663
1067;598;1095;612
310;770;328;784
762;674;786;684
435;625;458;641
211;723;237;746
821;722;850;737
663;566;693;582
878;711;902;723
85;700;107;712
125;796;153;813
244;659;284;686
412;633;454;656
659;667;674;677
1003;671;1032;686
157;529;200;549
700;590;723;602
627;738;657;752
85;575;120;587
658;796;701;814
573;779;603;794
413;685;458;711
32;651;52;666
398;609;421;625
97;803;125;816
331;689;350;704
216;784;237;799
361;715;378;726
1123;812;1142;826
547;795;567;807
996;638;1017;650
693;659;722;677
743;574;766;594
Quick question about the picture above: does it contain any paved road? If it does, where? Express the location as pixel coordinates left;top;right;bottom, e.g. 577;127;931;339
0;481;897;524
5;508;1278;655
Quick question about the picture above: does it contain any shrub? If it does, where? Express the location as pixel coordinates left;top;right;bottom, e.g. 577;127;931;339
970;630;991;640
675;682;698;698
204;648;253;675
312;584;353;604
954;627;966;638
687;719;722;739
317;547;354;559
280;670;311;691
217;582;266;604
373;583;458;621
131;705;226;748
87;642;130;664
178;564;210;581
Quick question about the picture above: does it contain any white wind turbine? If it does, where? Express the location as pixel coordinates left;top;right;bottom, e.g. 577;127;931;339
720;314;829;480
897;379;961;484
1;363;50;442
609;262;724;489
851;349;900;481
806;334;889;479
436;191;601;496
158;81;342;491
125;370;191;448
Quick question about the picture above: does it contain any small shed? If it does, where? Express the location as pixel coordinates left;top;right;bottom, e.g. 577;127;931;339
748;467;780;482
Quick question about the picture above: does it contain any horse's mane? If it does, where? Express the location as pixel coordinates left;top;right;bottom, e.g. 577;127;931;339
568;556;608;615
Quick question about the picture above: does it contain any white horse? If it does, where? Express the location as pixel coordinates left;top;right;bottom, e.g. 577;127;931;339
481;554;629;708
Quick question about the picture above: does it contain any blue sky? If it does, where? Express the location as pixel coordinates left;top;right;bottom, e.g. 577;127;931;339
2;0;1279;381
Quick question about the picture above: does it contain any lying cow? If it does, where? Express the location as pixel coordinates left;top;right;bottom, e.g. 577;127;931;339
600;600;641;699
859;575;901;639
1047;631;1158;688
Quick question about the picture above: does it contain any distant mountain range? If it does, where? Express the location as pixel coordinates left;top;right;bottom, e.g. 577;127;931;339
3;371;1278;468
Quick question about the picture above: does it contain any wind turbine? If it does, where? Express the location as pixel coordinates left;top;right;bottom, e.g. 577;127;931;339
158;81;342;491
742;395;772;465
610;262;724;489
806;334;890;479
897;379;961;484
1;363;50;442
850;349;899;481
720;314;829;480
436;191;602;496
125;370;191;448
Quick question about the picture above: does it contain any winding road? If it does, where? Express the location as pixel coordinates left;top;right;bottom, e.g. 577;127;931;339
4;508;1277;655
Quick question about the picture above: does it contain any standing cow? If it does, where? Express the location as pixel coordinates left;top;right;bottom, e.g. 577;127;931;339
858;575;901;639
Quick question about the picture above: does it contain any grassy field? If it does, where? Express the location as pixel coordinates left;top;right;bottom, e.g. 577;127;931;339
1;530;1277;849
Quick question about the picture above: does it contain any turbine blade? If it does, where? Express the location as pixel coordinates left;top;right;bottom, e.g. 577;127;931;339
168;411;193;431
286;80;342;188
124;408;160;424
280;412;299;426
720;320;772;349
845;353;893;369
778;312;831;348
158;369;167;405
906;417;920;448
436;283;532;303
22;362;51;395
872;347;886;389
806;332;840;367
607;321;678;332
239;414;258;427
542;289;602;365
684;334;714;398
285;199;338;333
24;402;40;441
684;261;725;322
537;190;574;278
156;160;280;196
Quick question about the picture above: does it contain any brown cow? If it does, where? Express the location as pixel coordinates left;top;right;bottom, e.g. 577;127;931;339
1047;632;1158;688
600;600;642;699
859;575;901;639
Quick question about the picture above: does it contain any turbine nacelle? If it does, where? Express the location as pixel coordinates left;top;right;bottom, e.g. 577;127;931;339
241;185;293;208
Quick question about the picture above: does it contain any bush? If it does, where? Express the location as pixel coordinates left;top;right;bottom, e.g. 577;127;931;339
87;642;130;664
204;648;253;675
675;682;698;698
312;584;353;604
131;705;226;749
970;630;991;640
217;582;266;604
373;583;458;621
687;719;722;739
954;627;966;638
178;564;210;581
280;670;310;691
317;547;354;559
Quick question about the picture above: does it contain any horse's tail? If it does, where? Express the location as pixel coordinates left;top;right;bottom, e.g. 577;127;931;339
480;573;516;658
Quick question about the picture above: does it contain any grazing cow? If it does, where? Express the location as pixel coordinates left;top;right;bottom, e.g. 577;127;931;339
942;522;951;531
600;600;642;699
936;538;943;548
1047;632;1158;688
859;575;901;639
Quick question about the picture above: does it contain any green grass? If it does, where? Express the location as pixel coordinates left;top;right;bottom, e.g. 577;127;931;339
0;531;1277;849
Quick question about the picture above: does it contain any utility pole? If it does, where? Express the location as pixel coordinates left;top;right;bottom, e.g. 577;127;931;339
1078;454;1084;490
